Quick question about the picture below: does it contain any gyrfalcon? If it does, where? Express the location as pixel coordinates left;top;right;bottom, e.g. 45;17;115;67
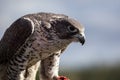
0;12;85;80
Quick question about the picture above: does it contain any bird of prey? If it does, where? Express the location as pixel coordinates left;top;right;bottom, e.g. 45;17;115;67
0;12;85;80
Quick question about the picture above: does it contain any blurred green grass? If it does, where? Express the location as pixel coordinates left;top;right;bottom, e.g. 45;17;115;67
36;65;120;80
60;66;120;80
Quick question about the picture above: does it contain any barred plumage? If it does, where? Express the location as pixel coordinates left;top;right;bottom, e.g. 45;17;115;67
0;12;85;80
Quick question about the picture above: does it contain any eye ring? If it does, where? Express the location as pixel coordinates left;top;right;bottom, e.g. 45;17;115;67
68;26;77;32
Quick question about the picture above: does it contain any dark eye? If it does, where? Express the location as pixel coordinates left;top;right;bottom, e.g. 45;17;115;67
68;26;77;33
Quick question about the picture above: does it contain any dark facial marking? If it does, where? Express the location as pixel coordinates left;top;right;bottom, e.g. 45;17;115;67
52;19;79;39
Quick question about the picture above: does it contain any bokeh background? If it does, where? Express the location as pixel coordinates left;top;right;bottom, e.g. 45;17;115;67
0;0;120;80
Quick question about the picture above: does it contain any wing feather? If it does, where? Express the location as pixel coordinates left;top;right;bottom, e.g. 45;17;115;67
0;17;34;64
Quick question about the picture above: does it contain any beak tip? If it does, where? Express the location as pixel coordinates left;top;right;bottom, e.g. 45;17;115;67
81;41;85;45
79;37;85;45
74;34;85;45
82;42;85;45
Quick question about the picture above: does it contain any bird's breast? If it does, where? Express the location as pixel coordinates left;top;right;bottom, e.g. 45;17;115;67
23;30;70;66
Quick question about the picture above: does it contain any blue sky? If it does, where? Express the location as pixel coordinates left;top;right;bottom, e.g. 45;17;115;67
0;0;120;69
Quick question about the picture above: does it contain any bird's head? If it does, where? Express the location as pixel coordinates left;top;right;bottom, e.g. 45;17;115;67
50;17;85;45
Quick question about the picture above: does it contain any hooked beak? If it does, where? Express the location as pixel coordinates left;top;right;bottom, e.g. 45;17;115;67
78;36;85;45
74;34;85;45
